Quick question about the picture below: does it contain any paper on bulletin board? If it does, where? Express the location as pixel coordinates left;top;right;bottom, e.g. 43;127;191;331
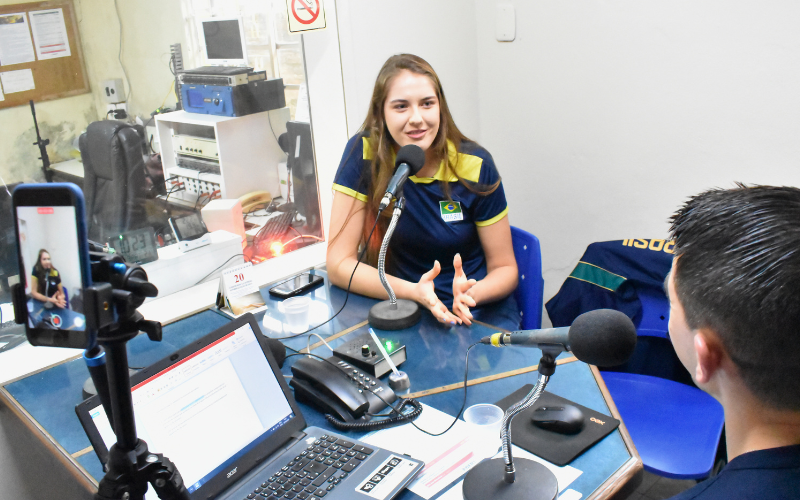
0;12;36;66
0;68;34;93
29;8;71;60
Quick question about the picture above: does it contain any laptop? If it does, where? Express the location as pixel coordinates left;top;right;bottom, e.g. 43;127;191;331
76;313;423;500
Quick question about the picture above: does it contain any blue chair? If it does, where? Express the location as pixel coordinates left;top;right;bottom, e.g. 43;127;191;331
510;226;544;330
601;282;725;479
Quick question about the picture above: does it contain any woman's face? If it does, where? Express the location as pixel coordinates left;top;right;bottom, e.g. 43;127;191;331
383;70;440;152
40;252;52;269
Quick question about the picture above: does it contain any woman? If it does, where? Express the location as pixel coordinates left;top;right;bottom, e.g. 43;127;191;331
327;54;519;329
30;249;67;309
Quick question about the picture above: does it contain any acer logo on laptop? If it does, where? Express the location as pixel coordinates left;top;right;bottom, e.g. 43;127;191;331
227;467;238;479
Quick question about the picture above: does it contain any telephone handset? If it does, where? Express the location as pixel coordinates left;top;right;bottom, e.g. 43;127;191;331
238;190;272;214
289;356;397;423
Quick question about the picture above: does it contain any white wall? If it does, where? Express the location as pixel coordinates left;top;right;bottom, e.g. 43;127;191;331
335;0;481;139
474;1;800;324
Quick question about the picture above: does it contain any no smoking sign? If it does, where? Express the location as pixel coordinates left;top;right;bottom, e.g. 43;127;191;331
286;0;326;33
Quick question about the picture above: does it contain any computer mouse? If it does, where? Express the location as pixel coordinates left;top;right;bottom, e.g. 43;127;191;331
531;404;585;434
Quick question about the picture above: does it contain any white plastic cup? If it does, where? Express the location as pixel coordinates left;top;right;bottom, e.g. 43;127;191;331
281;296;311;333
464;403;504;457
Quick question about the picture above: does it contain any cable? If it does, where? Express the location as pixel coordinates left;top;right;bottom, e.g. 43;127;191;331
0;172;12;197
306;332;334;354
194;253;246;286
409;341;481;437
266;111;281;146
275;209;382;340
159;79;175;109
113;0;132;103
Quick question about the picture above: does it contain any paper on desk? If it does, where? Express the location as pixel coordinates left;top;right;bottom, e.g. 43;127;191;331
436;445;583;500
361;404;502;499
361;404;476;499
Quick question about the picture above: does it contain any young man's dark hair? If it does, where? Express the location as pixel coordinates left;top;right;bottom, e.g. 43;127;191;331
670;183;800;410
666;184;800;499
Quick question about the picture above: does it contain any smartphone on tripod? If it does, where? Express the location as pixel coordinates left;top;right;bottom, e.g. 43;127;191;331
11;183;94;349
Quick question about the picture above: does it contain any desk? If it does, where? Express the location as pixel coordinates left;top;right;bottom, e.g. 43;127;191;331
0;272;642;500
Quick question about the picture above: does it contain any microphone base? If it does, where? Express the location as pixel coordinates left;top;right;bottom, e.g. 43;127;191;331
462;458;558;500
368;299;421;331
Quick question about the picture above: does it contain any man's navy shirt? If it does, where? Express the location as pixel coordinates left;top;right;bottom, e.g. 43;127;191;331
670;445;800;499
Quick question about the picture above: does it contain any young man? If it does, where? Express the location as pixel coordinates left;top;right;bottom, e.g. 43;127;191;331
666;185;800;499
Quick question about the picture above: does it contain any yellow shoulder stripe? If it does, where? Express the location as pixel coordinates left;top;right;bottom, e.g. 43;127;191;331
362;137;373;160
332;183;368;203
475;207;509;227
410;140;483;184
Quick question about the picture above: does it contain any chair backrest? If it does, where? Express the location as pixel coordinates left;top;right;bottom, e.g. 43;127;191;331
79;120;148;242
510;226;544;330
635;285;670;339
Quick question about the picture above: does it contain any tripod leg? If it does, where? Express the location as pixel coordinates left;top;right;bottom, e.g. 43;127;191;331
148;453;190;500
95;440;189;500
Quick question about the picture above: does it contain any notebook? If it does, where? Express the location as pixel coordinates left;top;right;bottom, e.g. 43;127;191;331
75;313;424;500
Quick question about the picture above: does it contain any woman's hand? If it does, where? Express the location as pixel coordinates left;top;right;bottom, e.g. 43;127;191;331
452;253;477;325
52;291;66;309
416;260;461;325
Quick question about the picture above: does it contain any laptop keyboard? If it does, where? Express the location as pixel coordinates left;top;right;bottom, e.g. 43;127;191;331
246;433;374;500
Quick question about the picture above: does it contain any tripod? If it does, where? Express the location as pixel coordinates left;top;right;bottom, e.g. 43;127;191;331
82;253;190;500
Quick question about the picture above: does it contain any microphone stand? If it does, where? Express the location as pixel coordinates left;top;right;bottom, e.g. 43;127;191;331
368;196;422;330
462;346;562;500
29;100;53;183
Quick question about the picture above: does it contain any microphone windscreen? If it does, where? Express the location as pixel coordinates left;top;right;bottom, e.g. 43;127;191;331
568;309;637;367
395;144;426;174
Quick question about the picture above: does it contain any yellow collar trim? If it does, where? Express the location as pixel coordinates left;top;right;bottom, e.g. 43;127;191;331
362;138;482;184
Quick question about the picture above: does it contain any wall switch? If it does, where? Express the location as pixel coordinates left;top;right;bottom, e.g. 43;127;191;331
102;78;125;103
496;3;516;42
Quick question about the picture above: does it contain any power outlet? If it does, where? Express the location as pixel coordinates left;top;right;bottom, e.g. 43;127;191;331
106;103;128;120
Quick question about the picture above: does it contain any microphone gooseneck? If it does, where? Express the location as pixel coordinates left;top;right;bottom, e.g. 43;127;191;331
368;145;426;330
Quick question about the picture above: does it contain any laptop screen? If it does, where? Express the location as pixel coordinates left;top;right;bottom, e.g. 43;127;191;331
87;321;295;495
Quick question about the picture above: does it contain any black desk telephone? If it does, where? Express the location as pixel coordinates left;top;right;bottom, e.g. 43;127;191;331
290;356;397;422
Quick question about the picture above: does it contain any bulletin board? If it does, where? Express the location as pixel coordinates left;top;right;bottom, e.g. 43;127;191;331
0;0;88;109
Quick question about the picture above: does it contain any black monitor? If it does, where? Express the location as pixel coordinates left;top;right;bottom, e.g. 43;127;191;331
285;121;321;235
198;17;247;66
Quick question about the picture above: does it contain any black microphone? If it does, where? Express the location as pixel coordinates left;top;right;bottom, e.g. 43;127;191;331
481;309;637;367
379;144;426;210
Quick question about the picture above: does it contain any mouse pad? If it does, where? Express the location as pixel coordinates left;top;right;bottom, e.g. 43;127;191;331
495;385;620;466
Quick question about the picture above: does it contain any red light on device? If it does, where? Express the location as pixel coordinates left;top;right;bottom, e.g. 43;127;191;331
37;207;54;214
269;241;284;257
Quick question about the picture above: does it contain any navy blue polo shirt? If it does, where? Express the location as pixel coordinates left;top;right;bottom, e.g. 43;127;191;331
333;134;509;309
669;445;800;499
32;266;61;298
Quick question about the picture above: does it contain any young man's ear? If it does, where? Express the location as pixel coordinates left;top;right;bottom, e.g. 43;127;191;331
693;330;723;384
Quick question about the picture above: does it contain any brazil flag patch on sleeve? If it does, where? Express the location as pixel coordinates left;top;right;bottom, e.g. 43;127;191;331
439;201;463;222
